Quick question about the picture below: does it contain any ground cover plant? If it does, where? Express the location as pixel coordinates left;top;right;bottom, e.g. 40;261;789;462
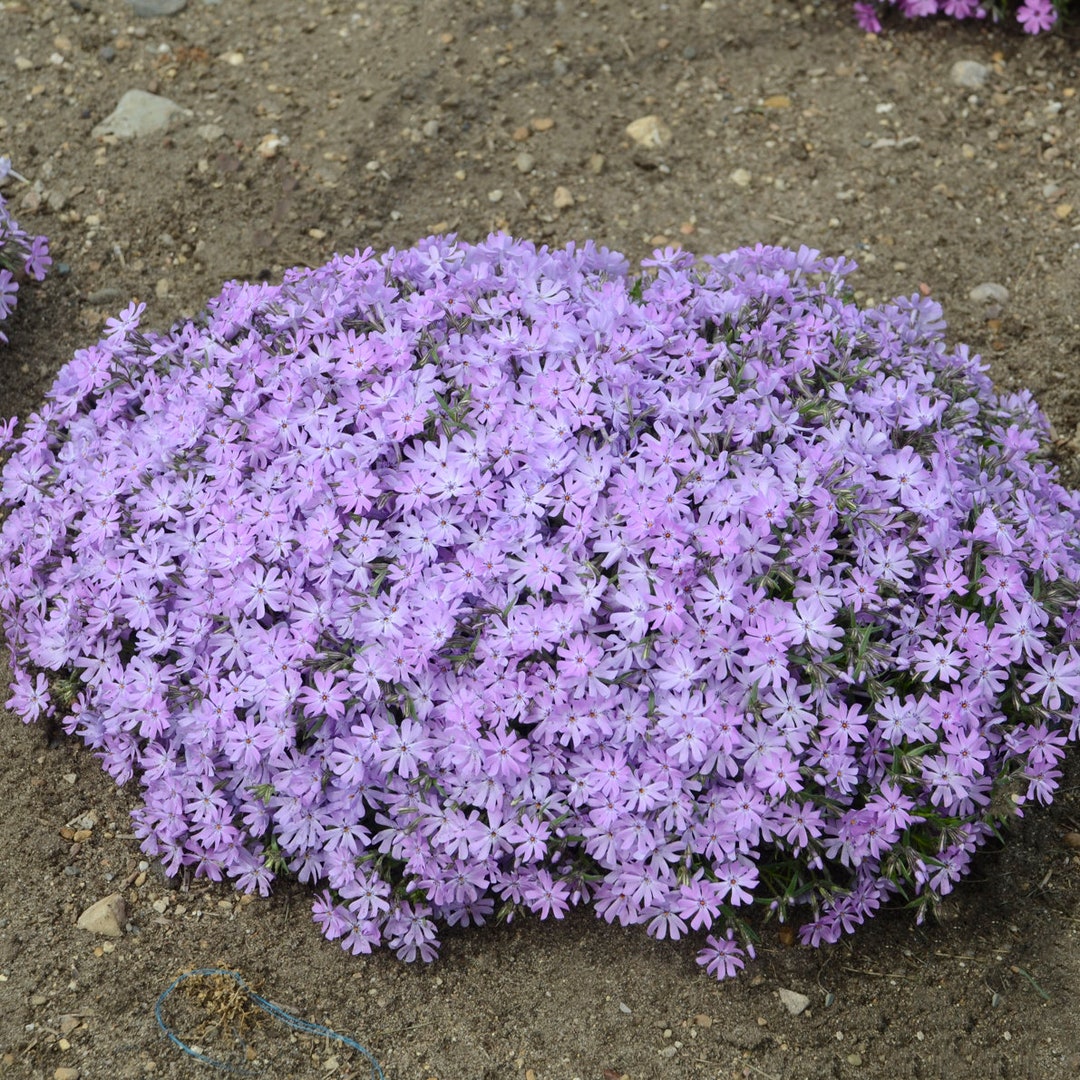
2;234;1079;981
0;158;50;346
854;0;1068;33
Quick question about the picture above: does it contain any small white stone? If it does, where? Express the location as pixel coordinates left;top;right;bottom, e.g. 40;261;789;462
969;281;1009;305
778;988;811;1016
127;0;187;13
729;167;752;188
951;60;989;89
257;133;288;159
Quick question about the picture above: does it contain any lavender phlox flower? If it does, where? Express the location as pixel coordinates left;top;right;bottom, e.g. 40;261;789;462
0;176;50;343
854;0;1059;34
3;233;1080;981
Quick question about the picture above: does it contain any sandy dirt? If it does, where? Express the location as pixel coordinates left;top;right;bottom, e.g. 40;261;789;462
2;1;1080;1078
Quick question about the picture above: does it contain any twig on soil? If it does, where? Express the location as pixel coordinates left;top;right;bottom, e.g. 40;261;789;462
1047;907;1080;924
1011;966;1051;1001
701;1061;781;1080
742;1062;782;1080
841;966;918;980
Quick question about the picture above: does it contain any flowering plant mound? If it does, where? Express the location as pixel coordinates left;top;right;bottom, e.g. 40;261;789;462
0;158;51;345
3;234;1080;978
854;0;1065;34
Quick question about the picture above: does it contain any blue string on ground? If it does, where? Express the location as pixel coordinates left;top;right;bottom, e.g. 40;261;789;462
155;967;386;1077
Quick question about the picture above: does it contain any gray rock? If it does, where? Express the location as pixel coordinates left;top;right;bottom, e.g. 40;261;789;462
92;90;187;139
127;0;187;14
969;281;1009;305
778;987;811;1016
951;60;989;89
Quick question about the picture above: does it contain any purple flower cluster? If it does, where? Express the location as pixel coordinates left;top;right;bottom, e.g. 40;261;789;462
0;159;51;345
854;0;1061;33
3;234;1080;978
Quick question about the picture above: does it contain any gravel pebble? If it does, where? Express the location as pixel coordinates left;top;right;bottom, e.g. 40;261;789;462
969;282;1009;305
626;115;672;149
92;90;186;139
951;60;989;88
257;133;287;158
553;185;574;209
126;0;187;14
76;893;126;938
779;988;811;1016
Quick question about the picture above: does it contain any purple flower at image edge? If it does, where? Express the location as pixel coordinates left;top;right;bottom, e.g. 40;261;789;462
1;232;1079;983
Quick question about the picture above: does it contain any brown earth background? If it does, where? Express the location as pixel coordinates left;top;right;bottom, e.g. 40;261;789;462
2;1;1080;1078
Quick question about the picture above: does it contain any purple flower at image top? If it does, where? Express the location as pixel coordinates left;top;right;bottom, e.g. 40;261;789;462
853;0;1063;32
2;233;1080;979
0;160;51;344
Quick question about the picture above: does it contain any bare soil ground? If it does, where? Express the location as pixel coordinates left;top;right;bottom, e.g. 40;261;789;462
2;1;1080;1078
